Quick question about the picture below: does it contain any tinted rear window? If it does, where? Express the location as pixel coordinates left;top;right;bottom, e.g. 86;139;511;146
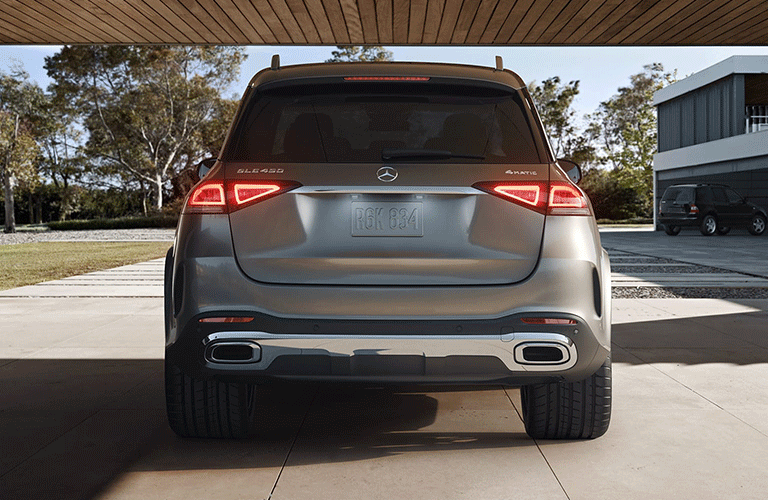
225;83;541;163
662;187;693;204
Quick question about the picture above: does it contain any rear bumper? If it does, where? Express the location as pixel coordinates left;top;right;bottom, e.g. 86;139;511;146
166;312;609;385
659;215;700;227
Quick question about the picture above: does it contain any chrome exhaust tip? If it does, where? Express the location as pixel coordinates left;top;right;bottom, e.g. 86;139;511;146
205;341;261;364
514;342;570;365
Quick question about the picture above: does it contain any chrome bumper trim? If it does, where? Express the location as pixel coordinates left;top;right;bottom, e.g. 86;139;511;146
203;331;577;372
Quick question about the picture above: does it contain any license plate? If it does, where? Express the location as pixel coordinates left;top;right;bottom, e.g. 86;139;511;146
351;202;423;237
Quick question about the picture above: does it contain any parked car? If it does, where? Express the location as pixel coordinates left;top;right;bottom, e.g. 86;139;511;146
659;184;767;236
164;57;612;440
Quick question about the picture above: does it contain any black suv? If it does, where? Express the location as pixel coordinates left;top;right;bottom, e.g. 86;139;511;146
659;184;767;236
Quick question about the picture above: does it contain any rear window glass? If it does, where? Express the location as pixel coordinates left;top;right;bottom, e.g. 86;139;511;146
663;187;693;204
225;82;541;163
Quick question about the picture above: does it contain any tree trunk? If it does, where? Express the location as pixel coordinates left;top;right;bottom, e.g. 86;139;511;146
155;173;163;211
2;114;19;233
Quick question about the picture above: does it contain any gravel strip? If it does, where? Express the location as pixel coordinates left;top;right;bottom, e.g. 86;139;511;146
613;287;768;299
0;229;175;245
612;265;734;274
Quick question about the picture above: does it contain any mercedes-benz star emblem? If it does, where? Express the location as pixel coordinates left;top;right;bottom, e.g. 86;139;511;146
377;166;398;182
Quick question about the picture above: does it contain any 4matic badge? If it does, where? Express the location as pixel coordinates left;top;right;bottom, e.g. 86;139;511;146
505;170;537;175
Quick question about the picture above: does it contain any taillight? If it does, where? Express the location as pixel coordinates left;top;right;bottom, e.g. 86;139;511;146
185;180;301;214
473;181;591;215
689;204;699;214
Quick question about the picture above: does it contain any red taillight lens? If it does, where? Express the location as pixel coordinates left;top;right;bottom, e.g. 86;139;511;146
473;180;591;216
521;317;577;325
689;204;699;214
185;180;301;214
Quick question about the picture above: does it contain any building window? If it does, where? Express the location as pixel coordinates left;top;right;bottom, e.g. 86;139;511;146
746;105;768;133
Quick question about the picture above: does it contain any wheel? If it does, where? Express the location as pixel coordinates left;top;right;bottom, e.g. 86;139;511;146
165;362;256;438
748;214;766;236
664;225;681;236
699;214;717;236
521;358;611;440
716;226;730;235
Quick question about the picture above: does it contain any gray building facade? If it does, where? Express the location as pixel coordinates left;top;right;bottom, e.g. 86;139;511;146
653;56;768;228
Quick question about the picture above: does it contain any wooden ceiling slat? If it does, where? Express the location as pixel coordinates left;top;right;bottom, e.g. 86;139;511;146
352;0;376;42
637;0;721;45
393;0;410;43
593;0;663;45
616;0;698;44
509;0;555;43
303;0;336;44
551;0;607;44
698;8;768;45
13;0;106;43
493;0;534;44
95;0;167;44
250;0;294;43
577;0;636;44
376;0;394;43
742;22;768;45
267;0;309;43
54;1;138;43
563;0;619;44
536;0;591;44
181;0;241;43
521;0;569;44
680;0;765;45
435;0;462;43
452;0;482;44
477;0;515;44
0;15;49;44
0;5;65;44
408;0;428;44
339;0;364;43
161;1;224;42
210;0;265;43
129;0;196;43
234;0;279;44
422;0;445;44
464;0;500;44
661;1;738;45
320;0;351;44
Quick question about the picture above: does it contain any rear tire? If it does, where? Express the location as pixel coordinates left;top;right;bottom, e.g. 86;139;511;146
521;358;611;439
664;225;681;236
165;362;255;438
716;226;731;235
700;215;717;236
748;214;766;236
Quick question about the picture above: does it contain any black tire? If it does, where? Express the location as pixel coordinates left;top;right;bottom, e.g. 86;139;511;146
521;358;611;440
699;214;717;236
716;226;730;235
165;362;256;438
748;214;766;236
664;225;681;236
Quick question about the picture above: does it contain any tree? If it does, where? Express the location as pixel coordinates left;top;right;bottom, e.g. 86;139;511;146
326;46;393;62
45;45;246;212
590;63;676;217
0;70;43;233
528;77;597;169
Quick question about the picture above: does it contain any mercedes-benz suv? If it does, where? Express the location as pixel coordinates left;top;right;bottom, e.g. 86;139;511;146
164;58;612;440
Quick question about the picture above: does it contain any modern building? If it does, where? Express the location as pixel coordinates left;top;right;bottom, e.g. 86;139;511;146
653;56;768;228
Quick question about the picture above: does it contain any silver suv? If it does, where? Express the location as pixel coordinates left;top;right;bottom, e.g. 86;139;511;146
164;58;612;440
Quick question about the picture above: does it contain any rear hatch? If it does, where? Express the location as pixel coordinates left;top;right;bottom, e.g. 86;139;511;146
224;78;549;286
660;186;695;217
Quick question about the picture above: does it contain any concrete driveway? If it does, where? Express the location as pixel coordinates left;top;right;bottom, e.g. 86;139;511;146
2;235;768;500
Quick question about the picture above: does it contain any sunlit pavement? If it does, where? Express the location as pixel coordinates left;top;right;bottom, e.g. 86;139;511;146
2;245;768;499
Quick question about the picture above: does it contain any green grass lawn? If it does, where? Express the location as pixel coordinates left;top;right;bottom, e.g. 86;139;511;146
0;241;171;291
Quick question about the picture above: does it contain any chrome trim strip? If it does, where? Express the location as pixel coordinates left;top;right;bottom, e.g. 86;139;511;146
292;186;481;195
203;331;577;372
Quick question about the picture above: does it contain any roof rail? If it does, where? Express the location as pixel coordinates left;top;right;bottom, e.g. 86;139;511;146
271;54;280;70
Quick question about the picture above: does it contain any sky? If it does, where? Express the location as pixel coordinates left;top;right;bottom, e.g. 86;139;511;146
1;44;767;122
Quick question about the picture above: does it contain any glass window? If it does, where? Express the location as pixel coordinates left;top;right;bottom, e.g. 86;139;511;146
725;188;743;204
711;187;728;204
226;82;542;164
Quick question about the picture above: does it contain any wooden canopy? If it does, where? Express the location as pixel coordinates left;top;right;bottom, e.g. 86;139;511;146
1;0;766;45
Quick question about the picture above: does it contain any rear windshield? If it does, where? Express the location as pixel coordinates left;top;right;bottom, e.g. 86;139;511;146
662;187;693;204
225;82;542;163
